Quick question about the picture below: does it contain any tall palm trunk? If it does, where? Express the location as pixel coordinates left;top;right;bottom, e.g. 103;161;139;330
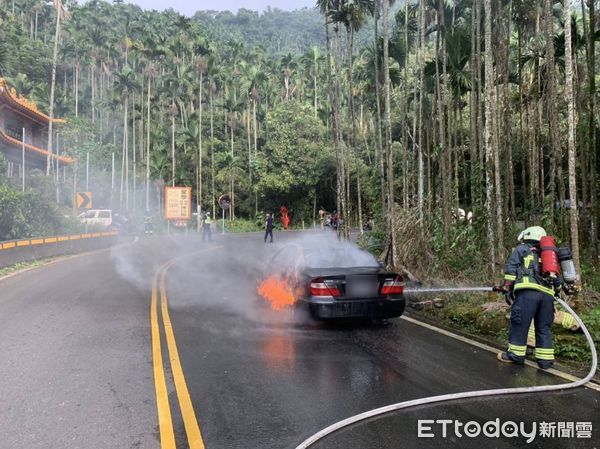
402;0;409;209
197;71;203;232
544;0;560;225
230;112;235;221
119;98;128;207
132;94;136;210
484;0;497;271
125;98;130;209
145;75;151;210
333;24;347;238
586;0;597;258
47;8;61;177
469;0;479;210
171;103;176;187
346;25;363;241
74;64;79;117
210;86;216;212
417;0;425;225
434;4;449;245
383;0;395;266
374;0;386;217
564;0;580;272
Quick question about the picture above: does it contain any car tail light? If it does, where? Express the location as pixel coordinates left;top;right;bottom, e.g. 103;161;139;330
381;275;404;295
310;278;341;297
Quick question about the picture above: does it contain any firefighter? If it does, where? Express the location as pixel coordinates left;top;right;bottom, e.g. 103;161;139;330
202;210;212;242
497;226;561;370
144;209;153;235
264;213;274;243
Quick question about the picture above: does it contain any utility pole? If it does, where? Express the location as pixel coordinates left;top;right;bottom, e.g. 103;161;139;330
86;152;89;191
56;132;60;203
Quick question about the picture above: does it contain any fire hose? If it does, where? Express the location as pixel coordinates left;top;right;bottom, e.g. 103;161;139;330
293;293;598;449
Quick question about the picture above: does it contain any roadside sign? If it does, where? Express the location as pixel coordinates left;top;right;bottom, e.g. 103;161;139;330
218;194;231;210
164;186;192;221
76;192;92;209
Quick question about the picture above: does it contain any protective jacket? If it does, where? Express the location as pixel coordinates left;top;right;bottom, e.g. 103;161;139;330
504;243;558;297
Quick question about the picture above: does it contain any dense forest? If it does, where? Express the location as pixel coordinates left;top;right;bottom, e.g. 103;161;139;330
0;0;598;288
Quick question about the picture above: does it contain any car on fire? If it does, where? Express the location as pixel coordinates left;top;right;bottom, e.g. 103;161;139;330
259;241;405;321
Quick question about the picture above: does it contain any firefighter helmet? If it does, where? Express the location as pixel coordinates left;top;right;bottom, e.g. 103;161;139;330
517;226;547;243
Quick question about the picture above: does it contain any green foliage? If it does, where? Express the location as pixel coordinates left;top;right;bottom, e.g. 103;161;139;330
193;8;326;55
254;102;335;222
554;306;600;364
221;218;261;233
0;168;76;240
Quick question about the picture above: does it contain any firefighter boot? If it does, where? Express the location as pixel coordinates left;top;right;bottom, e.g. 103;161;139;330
497;351;524;365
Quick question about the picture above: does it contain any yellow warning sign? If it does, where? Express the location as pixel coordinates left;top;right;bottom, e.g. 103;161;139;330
76;192;92;209
164;187;192;221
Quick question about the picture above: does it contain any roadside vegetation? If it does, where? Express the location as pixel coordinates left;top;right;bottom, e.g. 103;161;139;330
0;155;78;240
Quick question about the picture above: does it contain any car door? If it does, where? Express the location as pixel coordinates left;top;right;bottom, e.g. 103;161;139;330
97;210;112;227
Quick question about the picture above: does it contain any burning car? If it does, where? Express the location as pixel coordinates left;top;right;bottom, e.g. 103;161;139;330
257;241;405;321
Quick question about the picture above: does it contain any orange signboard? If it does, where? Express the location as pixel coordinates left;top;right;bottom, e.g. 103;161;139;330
164;186;192;221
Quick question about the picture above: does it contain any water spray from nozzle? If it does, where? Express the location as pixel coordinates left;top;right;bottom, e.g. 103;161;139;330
404;286;497;294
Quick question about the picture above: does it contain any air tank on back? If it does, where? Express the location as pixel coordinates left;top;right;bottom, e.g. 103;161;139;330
558;247;578;284
540;236;560;278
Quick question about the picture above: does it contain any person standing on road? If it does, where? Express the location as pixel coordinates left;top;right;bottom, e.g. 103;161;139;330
318;207;326;229
264;213;274;243
202;210;212;242
332;210;339;230
497;226;560;370
143;209;153;235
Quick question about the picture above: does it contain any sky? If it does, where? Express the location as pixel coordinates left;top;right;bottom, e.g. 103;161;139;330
126;0;316;16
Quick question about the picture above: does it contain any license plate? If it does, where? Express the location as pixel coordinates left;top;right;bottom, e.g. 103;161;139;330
345;275;378;298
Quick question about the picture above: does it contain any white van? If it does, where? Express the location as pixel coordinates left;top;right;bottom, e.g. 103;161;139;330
78;209;113;227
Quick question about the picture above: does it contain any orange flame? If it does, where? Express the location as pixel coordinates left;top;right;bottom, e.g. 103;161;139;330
257;275;296;310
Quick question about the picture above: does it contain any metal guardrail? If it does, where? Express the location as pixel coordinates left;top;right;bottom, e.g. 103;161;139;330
0;231;118;269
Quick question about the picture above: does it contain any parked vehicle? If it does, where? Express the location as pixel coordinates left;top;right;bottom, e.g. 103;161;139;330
78;209;112;227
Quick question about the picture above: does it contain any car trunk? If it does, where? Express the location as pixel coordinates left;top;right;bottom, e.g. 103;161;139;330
304;267;398;300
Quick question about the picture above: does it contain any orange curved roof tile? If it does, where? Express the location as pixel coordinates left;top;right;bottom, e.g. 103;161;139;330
0;129;74;164
0;78;65;124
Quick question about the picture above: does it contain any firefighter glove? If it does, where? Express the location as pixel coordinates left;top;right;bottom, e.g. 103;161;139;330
504;291;514;306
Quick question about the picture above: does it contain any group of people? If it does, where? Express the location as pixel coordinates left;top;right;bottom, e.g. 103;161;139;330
318;208;339;230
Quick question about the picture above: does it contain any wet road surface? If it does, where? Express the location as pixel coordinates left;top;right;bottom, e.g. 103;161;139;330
0;231;598;449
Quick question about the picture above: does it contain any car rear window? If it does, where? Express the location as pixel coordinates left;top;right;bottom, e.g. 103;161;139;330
303;247;380;268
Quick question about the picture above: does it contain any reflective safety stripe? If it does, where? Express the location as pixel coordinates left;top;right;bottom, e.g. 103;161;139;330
562;313;575;329
523;255;534;269
508;344;527;357
514;276;555;296
534;347;555;360
504;274;517;281
527;325;536;347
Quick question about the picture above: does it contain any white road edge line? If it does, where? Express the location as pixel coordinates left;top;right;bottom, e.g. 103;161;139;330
400;315;600;393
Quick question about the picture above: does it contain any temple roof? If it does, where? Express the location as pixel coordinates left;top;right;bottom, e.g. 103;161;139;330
0;129;74;164
0;78;65;125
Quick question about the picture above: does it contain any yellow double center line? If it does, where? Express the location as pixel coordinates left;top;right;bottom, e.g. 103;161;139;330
151;247;220;449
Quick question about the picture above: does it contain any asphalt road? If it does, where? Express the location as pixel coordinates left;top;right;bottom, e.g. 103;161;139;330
0;231;598;449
